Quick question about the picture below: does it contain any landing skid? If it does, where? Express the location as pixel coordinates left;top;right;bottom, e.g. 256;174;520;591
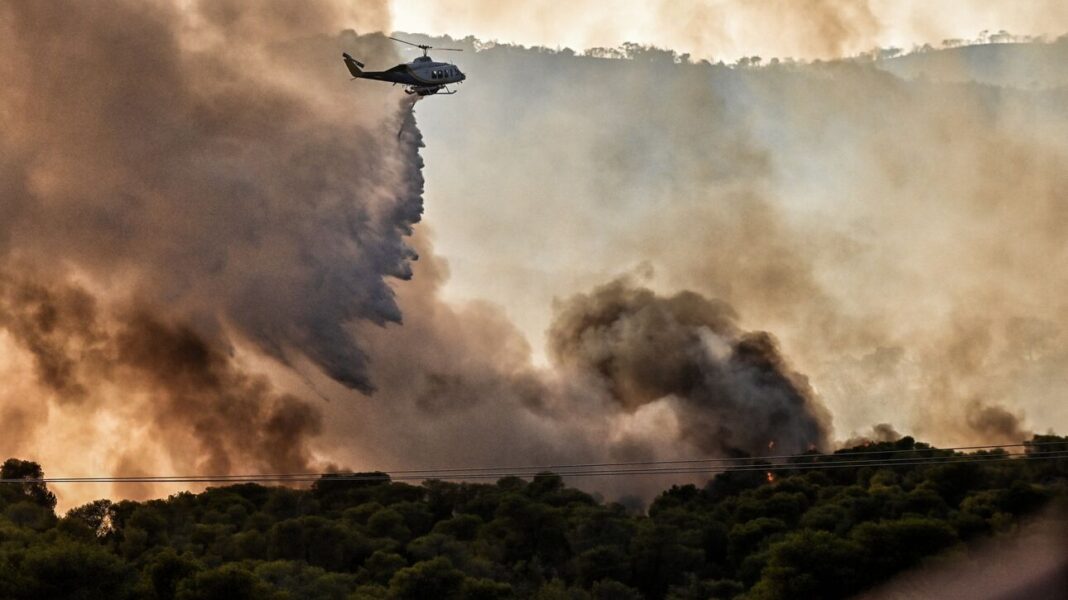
404;85;457;96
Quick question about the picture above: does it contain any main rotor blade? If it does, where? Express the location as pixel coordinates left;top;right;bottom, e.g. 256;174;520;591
388;36;421;48
437;48;463;52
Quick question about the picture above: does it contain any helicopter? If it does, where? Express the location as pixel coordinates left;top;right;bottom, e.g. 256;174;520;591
342;36;466;96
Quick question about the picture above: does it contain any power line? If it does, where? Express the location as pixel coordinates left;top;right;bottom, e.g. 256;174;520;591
351;440;1068;475
5;446;1066;483
7;440;1062;484
3;447;1064;485
27;448;1068;482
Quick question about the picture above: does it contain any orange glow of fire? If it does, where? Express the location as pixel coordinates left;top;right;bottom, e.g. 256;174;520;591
766;472;776;483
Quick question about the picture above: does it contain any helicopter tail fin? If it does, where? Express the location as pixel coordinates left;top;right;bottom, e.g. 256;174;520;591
342;53;365;78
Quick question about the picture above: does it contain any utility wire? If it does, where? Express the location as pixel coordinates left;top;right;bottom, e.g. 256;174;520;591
6;441;1062;484
29;448;1068;482
302;441;1068;477
2;447;1065;485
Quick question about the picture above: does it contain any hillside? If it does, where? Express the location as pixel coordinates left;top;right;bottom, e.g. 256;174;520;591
877;39;1068;89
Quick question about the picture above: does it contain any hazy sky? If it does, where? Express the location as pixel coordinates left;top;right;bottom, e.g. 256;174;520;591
391;0;1068;61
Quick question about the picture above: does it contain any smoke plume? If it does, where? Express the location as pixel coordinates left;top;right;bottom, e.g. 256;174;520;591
318;248;832;501
0;1;423;391
0;0;423;504
0;275;322;475
547;280;830;455
841;423;902;449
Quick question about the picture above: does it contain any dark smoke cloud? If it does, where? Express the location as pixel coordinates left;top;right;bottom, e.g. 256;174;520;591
0;0;423;504
965;401;1031;445
320;261;832;499
841;422;902;449
0;277;98;402
117;312;324;474
548;280;831;455
0;1;418;392
0;275;322;475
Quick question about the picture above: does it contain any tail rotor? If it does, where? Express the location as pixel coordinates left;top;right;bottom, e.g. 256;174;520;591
341;53;365;78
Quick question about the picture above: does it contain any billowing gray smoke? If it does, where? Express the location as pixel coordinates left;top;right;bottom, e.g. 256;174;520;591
0;2;420;393
0;0;424;503
324;262;833;493
548;280;831;455
0;275;322;475
841;423;903;449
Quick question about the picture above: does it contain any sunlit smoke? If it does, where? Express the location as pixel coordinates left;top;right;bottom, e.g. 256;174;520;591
0;0;419;506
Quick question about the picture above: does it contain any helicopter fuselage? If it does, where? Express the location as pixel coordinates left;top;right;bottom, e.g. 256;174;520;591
343;54;465;96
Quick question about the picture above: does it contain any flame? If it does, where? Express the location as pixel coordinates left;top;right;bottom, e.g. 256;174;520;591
766;471;776;483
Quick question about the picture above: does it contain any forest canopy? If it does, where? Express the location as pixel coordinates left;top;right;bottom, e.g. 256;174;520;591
0;435;1065;599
